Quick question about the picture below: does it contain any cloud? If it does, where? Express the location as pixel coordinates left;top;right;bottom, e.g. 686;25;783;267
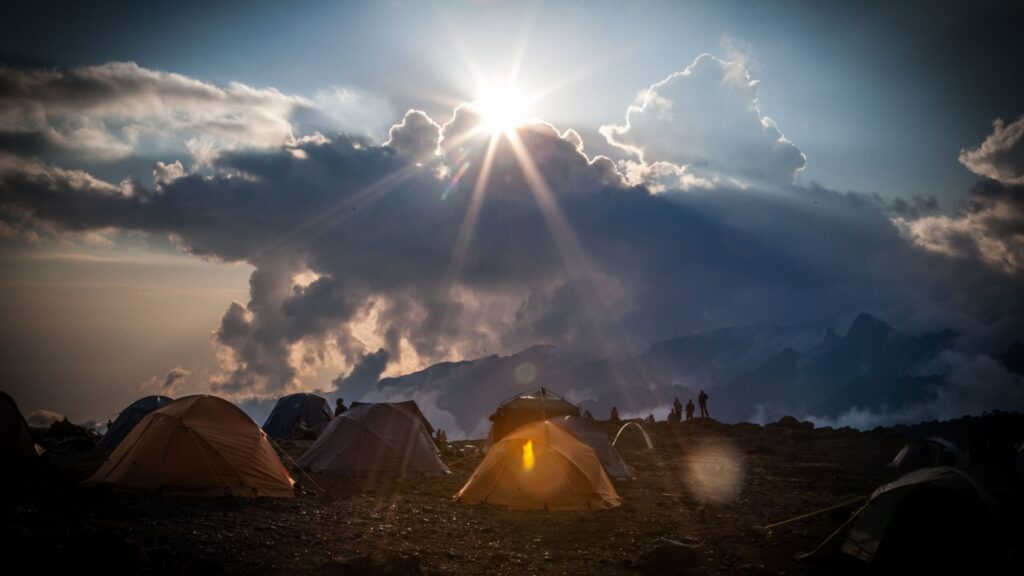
600;54;806;186
161;366;191;391
332;348;391;400
26;409;64;428
899;117;1024;273
302;86;394;141
805;352;1024;429
1;61;1022;417
0;61;310;164
139;365;192;395
959;115;1024;185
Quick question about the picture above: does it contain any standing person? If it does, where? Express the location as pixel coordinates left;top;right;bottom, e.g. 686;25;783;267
334;398;347;417
673;397;682;419
685;398;695;422
610;406;621;424
698;390;709;419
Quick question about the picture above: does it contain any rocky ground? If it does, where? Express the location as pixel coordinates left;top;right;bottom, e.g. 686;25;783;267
3;414;1021;575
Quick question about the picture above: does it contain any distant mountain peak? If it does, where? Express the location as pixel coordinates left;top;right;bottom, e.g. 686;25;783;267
845;312;894;342
816;328;841;351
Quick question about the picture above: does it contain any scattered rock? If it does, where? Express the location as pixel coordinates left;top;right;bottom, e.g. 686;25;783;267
319;552;426;576
631;537;703;574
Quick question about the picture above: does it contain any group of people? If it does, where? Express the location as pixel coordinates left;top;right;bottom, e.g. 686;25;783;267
667;391;709;424
608;390;710;425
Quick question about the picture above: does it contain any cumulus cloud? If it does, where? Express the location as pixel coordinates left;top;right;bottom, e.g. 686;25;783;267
900;117;1024;274
601;54;806;186
1;60;1022;421
959;115;1024;185
0;61;310;164
138;365;192;396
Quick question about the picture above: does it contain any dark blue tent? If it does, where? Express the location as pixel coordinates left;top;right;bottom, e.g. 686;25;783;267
100;395;173;449
262;393;333;439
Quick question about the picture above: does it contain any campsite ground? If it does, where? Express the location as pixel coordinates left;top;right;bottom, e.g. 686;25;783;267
3;415;1021;575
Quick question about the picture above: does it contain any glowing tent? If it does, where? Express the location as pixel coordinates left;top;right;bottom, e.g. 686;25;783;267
456;420;622;510
262;392;333;439
297;401;449;478
85;395;294;497
486;387;580;446
100;395;173;449
1;390;38;464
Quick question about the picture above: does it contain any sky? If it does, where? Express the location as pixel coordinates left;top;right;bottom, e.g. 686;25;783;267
0;0;1022;428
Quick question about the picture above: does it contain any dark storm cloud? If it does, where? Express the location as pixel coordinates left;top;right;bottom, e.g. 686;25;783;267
0;59;1021;412
331;348;391;401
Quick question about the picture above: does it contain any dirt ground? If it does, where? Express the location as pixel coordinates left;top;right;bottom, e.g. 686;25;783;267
3;415;1020;575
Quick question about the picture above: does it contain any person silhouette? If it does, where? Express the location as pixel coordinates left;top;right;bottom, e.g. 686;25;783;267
698;390;709;419
685;398;695;422
610;406;621;424
334;398;347;417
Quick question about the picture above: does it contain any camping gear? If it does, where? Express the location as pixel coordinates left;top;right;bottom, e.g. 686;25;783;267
841;466;997;568
85;395;294;497
262;392;333;439
887;436;961;470
100;395;173;449
613;421;654;450
550;415;633;480
297;401;449;478
486;387;580;446
1;390;38;464
456;419;621;510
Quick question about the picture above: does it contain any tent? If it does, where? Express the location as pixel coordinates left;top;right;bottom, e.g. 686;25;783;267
297;401;449;478
842;466;998;568
456;420;622;510
262;393;333;439
487;387;580;446
887;436;961;470
613;421;654;450
550;415;633;480
100;395;173;449
1;390;38;464
85;395;294;497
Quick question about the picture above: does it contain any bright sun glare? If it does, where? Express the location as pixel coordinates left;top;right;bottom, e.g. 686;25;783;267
477;83;528;135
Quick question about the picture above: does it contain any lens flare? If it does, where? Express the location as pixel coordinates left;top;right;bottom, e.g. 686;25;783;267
684;439;746;504
522;439;535;471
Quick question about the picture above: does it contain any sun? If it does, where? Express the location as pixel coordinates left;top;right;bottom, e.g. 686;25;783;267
476;82;529;135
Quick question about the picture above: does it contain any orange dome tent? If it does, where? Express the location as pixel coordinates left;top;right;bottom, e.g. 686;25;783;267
85;395;294;497
456;420;621;510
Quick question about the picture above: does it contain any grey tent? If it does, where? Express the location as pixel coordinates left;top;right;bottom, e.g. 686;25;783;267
1;390;37;464
887;436;962;470
297;401;450;478
842;466;998;569
100;395;173;449
550;415;633;480
262;393;333;439
487;387;581;446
